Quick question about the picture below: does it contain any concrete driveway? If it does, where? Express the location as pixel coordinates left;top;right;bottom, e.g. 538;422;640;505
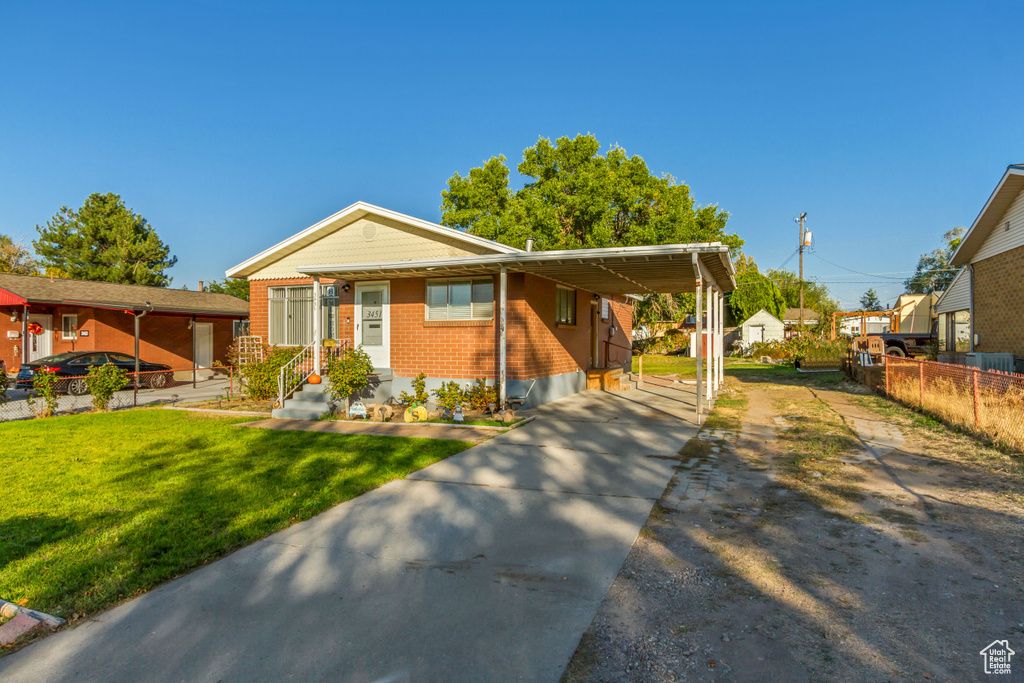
0;383;700;682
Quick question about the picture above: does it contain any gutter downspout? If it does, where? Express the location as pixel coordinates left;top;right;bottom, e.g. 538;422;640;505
135;302;152;406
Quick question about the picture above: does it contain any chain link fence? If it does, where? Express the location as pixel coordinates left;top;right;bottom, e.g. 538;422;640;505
885;357;1024;451
0;367;240;422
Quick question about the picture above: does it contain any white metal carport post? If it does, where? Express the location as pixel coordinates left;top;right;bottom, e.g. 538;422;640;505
692;254;703;421
706;284;713;403
717;290;724;390
312;277;321;373
499;266;507;407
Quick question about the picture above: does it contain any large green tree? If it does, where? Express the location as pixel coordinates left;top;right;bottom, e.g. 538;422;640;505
859;288;883;311
0;235;39;275
34;193;177;286
728;271;786;323
904;227;964;294
441;134;742;254
205;278;250;301
767;268;841;327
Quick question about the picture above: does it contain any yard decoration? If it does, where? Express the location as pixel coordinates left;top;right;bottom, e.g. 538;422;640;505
348;401;368;419
375;404;393;421
404;405;428;423
453;405;464;423
307;373;322;385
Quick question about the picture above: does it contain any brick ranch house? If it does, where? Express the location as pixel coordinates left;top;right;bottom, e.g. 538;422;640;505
0;274;249;372
938;163;1024;371
227;202;735;410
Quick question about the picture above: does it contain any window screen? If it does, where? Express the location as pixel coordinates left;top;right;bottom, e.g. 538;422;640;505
556;288;576;325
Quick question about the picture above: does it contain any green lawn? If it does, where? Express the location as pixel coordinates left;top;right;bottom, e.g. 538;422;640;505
0;410;471;620
632;354;801;378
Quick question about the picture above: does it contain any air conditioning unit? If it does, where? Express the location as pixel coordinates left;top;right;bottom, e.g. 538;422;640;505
966;353;1016;373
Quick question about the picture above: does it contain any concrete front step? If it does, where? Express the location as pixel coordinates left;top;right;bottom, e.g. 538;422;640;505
271;407;329;420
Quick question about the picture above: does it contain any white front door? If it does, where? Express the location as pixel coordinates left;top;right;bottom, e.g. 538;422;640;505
194;323;214;368
355;282;390;368
28;314;53;361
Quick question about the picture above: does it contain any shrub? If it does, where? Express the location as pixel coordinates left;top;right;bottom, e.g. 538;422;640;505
239;346;300;400
27;371;60;418
432;381;466;411
0;372;8;405
85;364;128;411
325;346;375;402
399;372;428;406
466;378;497;411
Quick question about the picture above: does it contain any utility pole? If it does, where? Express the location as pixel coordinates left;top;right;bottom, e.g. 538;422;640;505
797;212;808;334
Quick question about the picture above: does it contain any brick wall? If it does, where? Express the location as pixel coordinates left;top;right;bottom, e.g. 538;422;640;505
246;273;633;381
0;305;237;371
973;245;1024;356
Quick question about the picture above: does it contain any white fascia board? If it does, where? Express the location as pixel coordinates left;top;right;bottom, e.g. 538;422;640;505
950;166;1024;266
294;242;733;276
225;201;521;278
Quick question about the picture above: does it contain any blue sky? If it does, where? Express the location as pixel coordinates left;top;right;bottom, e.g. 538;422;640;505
2;1;1021;308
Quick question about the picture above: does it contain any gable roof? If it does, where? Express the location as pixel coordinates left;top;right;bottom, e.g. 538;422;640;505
742;309;784;326
226;201;521;279
950;164;1024;266
783;307;820;322
0;274;249;317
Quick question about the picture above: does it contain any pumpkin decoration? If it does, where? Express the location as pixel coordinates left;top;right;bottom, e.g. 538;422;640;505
27;322;43;335
307;373;322;385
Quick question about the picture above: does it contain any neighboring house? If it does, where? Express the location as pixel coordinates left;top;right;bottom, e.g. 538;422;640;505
739;309;785;347
783;307;820;337
0;274;249;371
934;266;971;358
839;314;891;337
227;202;736;408
946;163;1024;369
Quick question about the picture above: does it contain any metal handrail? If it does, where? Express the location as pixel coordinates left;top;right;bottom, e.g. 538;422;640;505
276;339;350;407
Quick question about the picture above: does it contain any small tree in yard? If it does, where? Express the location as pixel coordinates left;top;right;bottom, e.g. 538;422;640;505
27;371;60;418
325;346;375;404
86;364;128;411
432;381;466;411
399;372;429;406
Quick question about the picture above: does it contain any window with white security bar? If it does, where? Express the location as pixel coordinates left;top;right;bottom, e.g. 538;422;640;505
268;285;339;345
425;279;494;321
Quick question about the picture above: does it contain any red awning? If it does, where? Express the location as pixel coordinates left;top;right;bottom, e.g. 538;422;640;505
0;288;27;307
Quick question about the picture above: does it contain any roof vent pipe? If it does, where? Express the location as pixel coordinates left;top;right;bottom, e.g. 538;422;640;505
525;238;534;252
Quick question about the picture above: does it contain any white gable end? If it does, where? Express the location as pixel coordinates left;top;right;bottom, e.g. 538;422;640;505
972;184;1024;263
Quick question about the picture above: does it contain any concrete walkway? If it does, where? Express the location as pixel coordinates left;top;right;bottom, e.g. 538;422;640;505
0;384;700;683
240;416;512;443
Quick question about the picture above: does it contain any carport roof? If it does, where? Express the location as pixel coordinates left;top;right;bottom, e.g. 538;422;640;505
0;273;250;317
296;242;736;295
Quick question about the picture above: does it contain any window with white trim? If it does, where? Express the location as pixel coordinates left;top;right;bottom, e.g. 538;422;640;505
62;314;78;340
425;279;494;321
556;287;576;325
268;286;339;346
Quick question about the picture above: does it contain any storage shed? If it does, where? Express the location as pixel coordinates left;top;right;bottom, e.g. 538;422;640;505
740;309;785;347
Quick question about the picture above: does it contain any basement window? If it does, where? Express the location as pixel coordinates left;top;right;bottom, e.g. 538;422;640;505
556;287;576;326
426;279;494;321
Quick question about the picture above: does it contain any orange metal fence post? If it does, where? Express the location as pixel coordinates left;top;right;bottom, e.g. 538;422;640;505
972;369;981;430
918;362;924;408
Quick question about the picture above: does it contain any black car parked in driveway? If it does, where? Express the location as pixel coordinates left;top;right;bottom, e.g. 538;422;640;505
16;352;174;395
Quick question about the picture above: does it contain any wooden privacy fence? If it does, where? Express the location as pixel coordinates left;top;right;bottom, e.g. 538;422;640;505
885;357;1024;452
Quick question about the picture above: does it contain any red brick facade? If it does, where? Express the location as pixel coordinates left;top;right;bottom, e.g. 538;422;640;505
248;273;633;380
0;305;238;371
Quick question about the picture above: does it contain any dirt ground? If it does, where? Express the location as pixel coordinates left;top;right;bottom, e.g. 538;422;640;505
563;374;1024;682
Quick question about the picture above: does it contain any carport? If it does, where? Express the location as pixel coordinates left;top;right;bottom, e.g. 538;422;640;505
298;242;736;420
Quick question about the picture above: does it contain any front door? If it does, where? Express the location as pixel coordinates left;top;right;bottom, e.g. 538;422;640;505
355;283;389;368
194;323;214;368
27;314;52;361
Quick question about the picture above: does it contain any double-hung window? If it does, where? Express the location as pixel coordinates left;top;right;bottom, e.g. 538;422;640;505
425;278;494;321
556;287;576;325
